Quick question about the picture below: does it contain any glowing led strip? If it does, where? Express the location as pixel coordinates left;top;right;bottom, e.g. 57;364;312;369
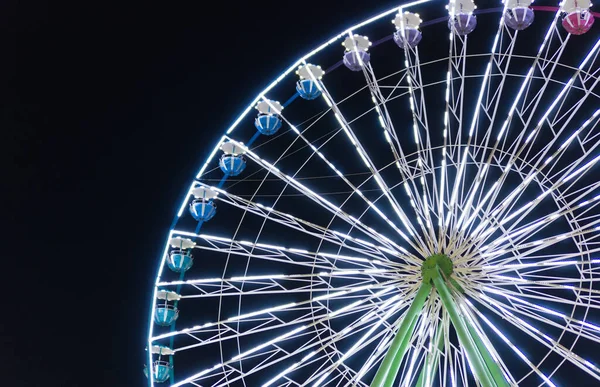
170;286;397;386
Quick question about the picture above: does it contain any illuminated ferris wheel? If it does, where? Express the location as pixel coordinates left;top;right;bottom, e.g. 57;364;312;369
145;1;600;386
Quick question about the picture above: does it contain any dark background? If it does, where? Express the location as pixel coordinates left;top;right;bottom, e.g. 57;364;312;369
3;0;419;385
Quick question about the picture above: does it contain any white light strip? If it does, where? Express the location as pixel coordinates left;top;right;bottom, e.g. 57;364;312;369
464;299;557;387
234;139;414;254
152;280;398;341
262;351;316;387
158;268;390;286
175;223;403;264
313;372;330;387
475;293;600;379
272;290;403;387
467;33;599;238
171;284;397;385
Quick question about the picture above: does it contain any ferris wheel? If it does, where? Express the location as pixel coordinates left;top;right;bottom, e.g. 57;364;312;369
144;0;600;386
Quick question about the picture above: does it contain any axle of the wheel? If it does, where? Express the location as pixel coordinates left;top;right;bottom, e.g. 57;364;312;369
370;254;510;387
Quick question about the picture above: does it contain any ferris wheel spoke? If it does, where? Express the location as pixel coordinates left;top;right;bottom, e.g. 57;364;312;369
472;218;600;267
450;8;519;240
173;231;409;273
155;279;401;344
160;270;405;300
306;64;429;254
477;286;600;346
472;257;600;279
467;291;600;382
444;339;458;387
477;78;600;241
472;283;600;320
394;35;440;248
360;58;436;250
456;342;471;386
260;94;433;254
471;183;600;265
397;321;429;386
474;224;600;269
470;201;600;265
442;6;469;241
468;38;600;242
460;14;566;232
222;138;425;257
463;298;558;386
283;286;416;386
353;41;409;175
471;274;600;308
172;285;401;387
473;179;600;256
442;338;468;387
204;182;420;264
421;309;448;387
467;18;518;155
174;226;401;274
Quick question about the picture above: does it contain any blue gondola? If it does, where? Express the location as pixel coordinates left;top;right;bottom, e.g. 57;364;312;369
145;346;174;383
189;200;217;222
296;64;324;101
255;114;282;135
296;79;321;100
167;250;194;272
154;305;179;326
154;290;181;327
219;154;246;176
144;361;171;383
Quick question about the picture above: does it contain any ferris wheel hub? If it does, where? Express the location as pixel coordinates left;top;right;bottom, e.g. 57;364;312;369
421;253;453;285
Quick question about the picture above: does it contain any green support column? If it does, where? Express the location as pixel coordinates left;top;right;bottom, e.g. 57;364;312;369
371;283;432;387
432;267;497;387
466;320;510;387
383;314;419;387
415;322;445;387
371;253;510;387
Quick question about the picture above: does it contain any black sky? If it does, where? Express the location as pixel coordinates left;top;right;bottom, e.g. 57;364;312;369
3;1;419;385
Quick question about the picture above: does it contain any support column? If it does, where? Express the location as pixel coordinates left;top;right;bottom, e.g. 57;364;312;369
415;321;445;387
466;320;510;387
432;267;498;387
383;314;419;387
371;283;432;387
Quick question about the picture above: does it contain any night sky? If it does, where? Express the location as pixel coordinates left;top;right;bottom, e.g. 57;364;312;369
4;0;600;386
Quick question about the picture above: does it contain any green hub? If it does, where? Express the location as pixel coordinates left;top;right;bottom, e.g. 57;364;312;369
421;253;453;285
